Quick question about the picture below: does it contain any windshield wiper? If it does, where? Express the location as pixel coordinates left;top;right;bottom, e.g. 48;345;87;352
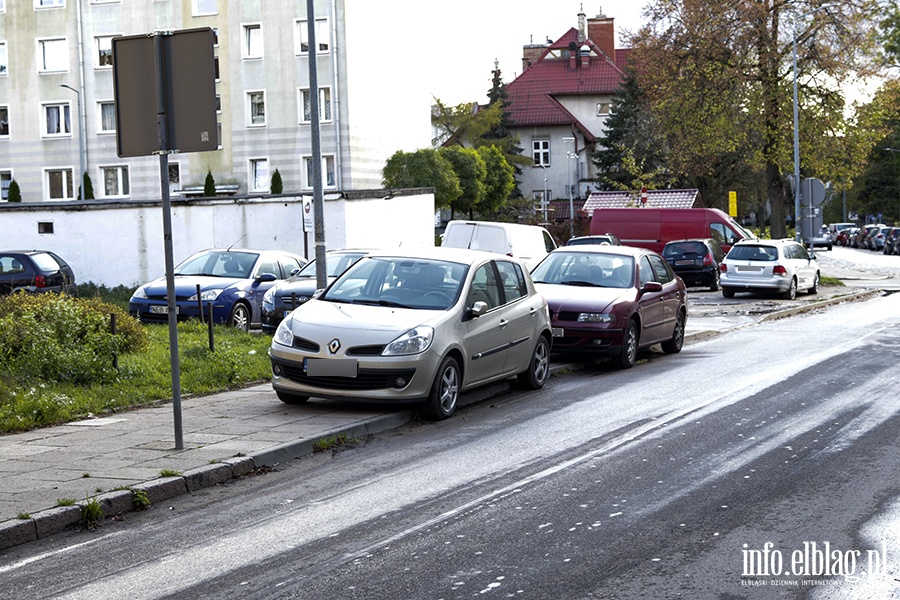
560;280;601;287
350;298;413;308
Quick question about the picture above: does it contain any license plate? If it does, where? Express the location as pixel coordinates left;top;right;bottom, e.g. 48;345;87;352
675;259;695;266
551;327;565;337
736;266;763;272
304;358;358;377
149;305;179;314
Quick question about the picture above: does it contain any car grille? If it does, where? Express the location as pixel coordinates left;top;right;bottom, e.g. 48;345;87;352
554;311;583;322
347;345;386;356
291;337;320;352
278;363;417;391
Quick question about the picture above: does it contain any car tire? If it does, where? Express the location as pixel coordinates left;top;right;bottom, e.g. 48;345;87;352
615;319;639;369
783;277;797;300
709;269;720;292
422;356;460;420
722;287;735;298
276;390;310;404
661;310;685;355
228;302;251;331
517;335;550;390
807;272;819;295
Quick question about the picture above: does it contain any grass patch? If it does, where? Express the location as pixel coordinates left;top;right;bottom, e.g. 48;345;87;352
56;498;76;507
821;275;845;286
17;512;30;520
312;433;358;452
80;496;103;529
131;489;151;509
0;319;273;433
158;469;183;478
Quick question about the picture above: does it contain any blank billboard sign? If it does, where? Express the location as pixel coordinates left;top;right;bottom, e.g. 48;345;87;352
113;28;218;157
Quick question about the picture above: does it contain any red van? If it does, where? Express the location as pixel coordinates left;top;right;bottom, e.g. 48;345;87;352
589;208;755;253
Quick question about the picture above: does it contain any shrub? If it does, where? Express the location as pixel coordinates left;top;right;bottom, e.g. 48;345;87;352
7;180;21;203
0;293;147;385
204;170;216;196
270;168;283;194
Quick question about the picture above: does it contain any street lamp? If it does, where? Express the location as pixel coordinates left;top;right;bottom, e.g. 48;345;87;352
563;136;575;237
792;5;835;241
538;163;549;224
60;84;85;201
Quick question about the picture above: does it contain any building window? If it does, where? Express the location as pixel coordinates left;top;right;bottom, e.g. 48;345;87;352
0;106;8;137
44;103;71;136
35;0;64;8
95;36;114;68
247;91;265;126
215;94;221;113
1;170;11;201
101;166;129;197
168;163;180;193
0;41;7;76
533;190;552;203
300;88;332;123
98;101;116;133
0;1;5;12
46;168;75;200
242;23;262;59
192;0;215;16
249;158;269;193
38;222;55;234
302;155;336;189
295;18;330;54
38;38;69;73
214;57;220;81
533;139;550;167
596;102;610;116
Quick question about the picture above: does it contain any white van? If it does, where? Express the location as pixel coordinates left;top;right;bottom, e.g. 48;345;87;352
441;220;557;270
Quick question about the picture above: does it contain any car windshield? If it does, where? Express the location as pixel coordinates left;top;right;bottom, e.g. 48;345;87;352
322;257;467;310
175;251;258;278
532;252;635;288
294;252;366;279
727;245;777;261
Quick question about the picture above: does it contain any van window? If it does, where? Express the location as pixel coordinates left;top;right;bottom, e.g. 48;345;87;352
443;223;476;248
471;226;507;254
542;230;557;252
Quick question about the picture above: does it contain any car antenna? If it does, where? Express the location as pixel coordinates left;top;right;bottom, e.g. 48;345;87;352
226;235;246;252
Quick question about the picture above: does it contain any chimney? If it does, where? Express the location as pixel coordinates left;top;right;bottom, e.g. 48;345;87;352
588;11;615;60
578;8;587;44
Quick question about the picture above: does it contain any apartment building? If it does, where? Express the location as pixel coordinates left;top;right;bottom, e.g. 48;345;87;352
0;0;429;202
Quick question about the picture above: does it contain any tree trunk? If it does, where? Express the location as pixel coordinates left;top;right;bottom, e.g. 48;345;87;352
767;162;787;238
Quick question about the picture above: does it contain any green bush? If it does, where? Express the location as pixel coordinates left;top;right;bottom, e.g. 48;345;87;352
7;180;22;203
0;293;147;385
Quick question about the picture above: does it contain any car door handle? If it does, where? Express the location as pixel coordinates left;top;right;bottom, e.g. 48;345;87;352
499;319;509;328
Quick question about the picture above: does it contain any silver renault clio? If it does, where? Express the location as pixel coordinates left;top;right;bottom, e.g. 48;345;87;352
269;247;552;419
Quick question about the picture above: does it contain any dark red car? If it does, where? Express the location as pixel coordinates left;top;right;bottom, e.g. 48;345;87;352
531;245;688;369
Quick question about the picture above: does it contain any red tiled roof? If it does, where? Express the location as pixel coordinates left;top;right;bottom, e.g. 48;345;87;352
506;28;630;135
547;199;586;221
582;189;699;212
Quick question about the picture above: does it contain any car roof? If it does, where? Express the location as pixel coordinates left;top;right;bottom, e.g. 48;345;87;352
663;238;716;245
363;245;529;266
731;238;795;247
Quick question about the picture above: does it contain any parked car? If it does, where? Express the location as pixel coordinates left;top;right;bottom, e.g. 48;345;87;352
827;222;856;236
661;238;726;291
0;250;76;296
886;227;900;255
441;220;558;269
530;245;688;369
269;247;552;419
853;224;884;249
129;248;307;330
867;225;891;251
835;227;856;247
261;249;372;333
805;227;833;251
719;239;819;300
566;234;622;246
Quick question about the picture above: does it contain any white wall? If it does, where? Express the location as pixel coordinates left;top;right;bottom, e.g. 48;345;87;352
0;191;435;287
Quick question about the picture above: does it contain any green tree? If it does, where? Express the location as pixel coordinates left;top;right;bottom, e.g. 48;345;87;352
203;170;216;196
482;62;528;182
438;146;486;218
270;168;283;194
7;180;21;203
432;99;502;148
476;145;515;214
82;172;95;200
382;148;462;209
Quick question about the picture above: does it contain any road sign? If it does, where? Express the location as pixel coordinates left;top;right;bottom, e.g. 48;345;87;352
640;186;648;205
800;178;826;207
728;191;737;217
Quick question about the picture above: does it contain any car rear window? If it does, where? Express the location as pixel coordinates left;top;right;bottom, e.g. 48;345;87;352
663;242;705;256
727;245;777;261
30;253;61;271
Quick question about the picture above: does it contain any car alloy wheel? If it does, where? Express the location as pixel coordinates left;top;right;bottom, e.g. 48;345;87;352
807;272;819;295
783;277;797;300
616;320;638;369
661;311;685;354
518;335;550;390
423;356;460;420
229;302;251;331
709;269;720;292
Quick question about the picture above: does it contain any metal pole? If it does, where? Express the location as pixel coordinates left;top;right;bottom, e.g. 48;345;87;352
792;30;801;242
154;33;183;450
538;163;548;224
307;0;327;289
60;85;85;201
563;137;575;238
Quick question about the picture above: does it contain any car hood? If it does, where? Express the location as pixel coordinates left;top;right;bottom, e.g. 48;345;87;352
275;277;327;297
141;275;247;296
286;299;445;343
534;283;634;313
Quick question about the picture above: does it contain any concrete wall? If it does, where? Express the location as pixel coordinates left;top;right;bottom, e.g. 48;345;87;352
0;189;435;287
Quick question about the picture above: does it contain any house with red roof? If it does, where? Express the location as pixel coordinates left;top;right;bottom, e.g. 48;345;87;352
506;8;630;221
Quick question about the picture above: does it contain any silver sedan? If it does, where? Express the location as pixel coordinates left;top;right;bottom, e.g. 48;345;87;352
269;247;552;419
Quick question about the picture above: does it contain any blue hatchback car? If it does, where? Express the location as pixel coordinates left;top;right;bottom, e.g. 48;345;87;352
129;248;307;330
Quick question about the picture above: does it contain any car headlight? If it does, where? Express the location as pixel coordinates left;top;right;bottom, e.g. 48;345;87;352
273;316;294;347
188;289;222;302
263;287;276;304
577;313;615;323
382;326;434;356
131;286;148;300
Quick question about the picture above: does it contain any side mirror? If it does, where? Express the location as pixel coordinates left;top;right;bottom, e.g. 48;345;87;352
466;301;489;319
256;273;277;283
641;281;663;294
312;288;324;299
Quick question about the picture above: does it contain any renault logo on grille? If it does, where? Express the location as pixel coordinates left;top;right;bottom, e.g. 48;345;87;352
328;339;341;354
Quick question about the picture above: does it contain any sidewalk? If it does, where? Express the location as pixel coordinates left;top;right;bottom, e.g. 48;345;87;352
0;285;881;552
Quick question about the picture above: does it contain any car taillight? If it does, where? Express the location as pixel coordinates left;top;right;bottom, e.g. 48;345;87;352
773;265;788;276
703;253;713;267
719;263;727;273
35;275;47;288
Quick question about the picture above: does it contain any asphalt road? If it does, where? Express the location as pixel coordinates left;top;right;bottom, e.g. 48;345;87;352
2;285;898;599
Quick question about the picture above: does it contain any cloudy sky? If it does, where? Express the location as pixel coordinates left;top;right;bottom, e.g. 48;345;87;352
395;2;647;105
